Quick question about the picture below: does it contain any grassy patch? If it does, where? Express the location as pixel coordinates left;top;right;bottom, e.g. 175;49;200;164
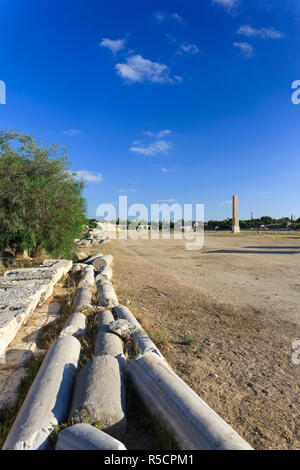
0;357;43;448
148;322;169;347
48;411;103;449
125;379;180;450
183;333;195;347
79;311;98;367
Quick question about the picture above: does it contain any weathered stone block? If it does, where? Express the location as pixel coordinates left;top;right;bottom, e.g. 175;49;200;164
0;280;54;356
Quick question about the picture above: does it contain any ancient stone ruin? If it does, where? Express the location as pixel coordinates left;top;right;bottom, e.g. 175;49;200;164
1;253;253;451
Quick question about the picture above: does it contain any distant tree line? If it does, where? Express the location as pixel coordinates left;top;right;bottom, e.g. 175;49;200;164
206;216;300;231
95;216;300;232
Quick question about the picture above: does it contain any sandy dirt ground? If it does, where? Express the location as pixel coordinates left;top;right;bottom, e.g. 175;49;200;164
96;232;300;450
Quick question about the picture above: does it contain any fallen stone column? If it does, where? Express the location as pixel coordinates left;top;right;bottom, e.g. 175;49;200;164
78;265;95;288
94;310;126;371
85;253;103;264
133;331;164;360
90;254;113;271
128;352;253;451
73;263;85;274
69;355;127;440
98;280;118;308
112;306;163;359
113;305;143;331
95;266;113;282
59;312;86;339
55;423;126;450
3;335;81;450
73;287;93;311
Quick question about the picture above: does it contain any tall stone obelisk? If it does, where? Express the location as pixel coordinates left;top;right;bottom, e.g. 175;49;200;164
232;195;240;234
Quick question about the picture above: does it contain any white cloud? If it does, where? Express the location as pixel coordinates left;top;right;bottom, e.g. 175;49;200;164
161;167;171;172
237;25;283;40
154;11;185;25
63;129;81;136
177;41;200;55
233;42;254;58
115;54;181;84
118;188;138;193
170;13;185;24
130;139;172;156
212;0;240;12
158;129;172;138
100;37;126;53
75;170;103;183
143;131;154;136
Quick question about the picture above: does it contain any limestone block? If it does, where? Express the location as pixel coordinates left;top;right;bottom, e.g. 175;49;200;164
3;336;81;450
59;313;86;339
98;280;118;308
55;423;126;450
76;252;89;261
3;259;72;285
69;355;126;440
128;352;253;451
0;280;54;356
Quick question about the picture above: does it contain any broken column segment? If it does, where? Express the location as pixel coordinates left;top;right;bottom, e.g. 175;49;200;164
69;355;127;440
3;335;81;450
59;312;86;339
94;310;126;370
128;352;253;451
55;423;126;450
97;280;118;308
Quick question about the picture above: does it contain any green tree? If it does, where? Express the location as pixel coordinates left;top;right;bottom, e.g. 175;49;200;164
0;130;87;258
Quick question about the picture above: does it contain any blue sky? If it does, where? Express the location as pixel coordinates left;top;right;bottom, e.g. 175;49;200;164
0;0;299;220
